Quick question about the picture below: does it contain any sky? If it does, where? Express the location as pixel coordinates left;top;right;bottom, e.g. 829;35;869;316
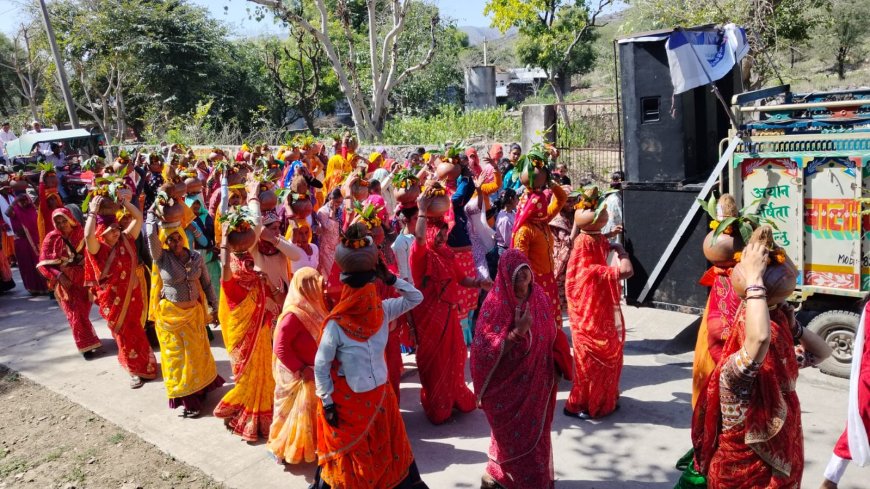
0;0;493;37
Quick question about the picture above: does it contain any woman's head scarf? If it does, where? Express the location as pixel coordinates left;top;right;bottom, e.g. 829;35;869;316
512;189;551;234
277;267;329;342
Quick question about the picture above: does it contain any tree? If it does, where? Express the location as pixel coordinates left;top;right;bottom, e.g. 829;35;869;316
0;26;47;121
261;29;340;134
485;0;611;125
248;0;439;142
819;0;870;79
623;0;829;88
389;4;469;117
35;0;273;141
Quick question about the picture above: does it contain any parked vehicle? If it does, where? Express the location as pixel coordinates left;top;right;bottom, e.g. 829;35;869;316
4;129;103;171
727;85;870;378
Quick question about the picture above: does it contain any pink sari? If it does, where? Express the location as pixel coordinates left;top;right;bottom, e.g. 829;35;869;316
471;249;557;488
9;195;48;294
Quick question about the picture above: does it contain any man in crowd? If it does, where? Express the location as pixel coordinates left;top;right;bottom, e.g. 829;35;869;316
0;122;17;164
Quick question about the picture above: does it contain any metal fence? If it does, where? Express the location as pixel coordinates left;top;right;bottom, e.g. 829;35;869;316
554;100;623;187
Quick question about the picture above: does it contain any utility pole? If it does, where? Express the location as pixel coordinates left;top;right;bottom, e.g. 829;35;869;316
37;0;79;128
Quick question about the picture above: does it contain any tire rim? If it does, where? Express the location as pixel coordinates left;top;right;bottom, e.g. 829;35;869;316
824;327;854;364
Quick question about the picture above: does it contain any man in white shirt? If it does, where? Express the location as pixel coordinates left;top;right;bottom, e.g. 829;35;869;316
601;170;625;244
0;122;17;161
43;143;68;200
26;121;52;156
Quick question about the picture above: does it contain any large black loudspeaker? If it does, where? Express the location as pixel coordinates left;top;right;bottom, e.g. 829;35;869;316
623;183;709;311
619;32;740;184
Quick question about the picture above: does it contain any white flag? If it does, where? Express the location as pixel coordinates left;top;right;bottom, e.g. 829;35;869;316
665;24;748;94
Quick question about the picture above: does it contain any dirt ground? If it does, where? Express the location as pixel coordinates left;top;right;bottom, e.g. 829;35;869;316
0;366;224;489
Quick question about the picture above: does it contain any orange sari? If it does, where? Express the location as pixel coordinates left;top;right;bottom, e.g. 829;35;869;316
315;283;415;488
213;269;275;441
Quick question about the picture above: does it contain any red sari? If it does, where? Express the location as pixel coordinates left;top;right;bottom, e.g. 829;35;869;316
692;306;804;488
377;248;404;402
37;208;101;353
85;235;158;379
409;221;476;424
692;267;741;406
565;232;624;418
471;250;557;489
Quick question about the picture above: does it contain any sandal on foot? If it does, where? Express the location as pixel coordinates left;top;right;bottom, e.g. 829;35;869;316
563;407;591;419
481;474;504;489
129;376;144;389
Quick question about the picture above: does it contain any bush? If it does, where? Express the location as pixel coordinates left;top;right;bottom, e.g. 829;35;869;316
380;105;520;145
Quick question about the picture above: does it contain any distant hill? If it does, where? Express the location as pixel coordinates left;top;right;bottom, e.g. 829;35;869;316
459;26;517;46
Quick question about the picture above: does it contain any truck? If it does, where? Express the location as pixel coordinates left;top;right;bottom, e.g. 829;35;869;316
727;85;870;378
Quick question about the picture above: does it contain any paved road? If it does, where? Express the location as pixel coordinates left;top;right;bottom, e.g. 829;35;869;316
0;270;862;488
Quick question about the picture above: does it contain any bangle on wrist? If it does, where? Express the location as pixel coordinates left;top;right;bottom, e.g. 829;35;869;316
745;294;767;301
792;322;804;340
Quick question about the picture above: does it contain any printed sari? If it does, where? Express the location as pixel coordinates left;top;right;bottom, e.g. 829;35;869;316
37;208;101;353
471;250;557;489
213;258;275;441
85;235;158;379
565;232;624;418
693;306;804;488
409;220;477;424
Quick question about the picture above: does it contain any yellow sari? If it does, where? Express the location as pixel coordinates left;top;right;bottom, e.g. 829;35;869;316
213;270;275;442
267;268;328;464
156;296;219;398
691;296;716;407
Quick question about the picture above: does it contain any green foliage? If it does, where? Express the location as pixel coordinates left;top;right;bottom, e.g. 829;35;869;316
380;106;520;145
623;0;830;87
816;0;870;79
485;0;600;85
389;5;470;117
514;5;597;78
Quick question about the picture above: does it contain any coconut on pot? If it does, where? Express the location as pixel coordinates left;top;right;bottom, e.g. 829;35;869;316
573;186;610;232
392;169;421;205
219;206;257;253
335;222;379;273
517;147;550;190
699;193;772;268
418;182;450;218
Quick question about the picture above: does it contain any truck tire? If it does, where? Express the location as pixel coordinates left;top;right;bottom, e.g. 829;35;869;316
806;310;859;379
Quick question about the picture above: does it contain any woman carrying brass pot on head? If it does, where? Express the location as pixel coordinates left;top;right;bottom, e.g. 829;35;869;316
564;186;633;420
212;203;278;441
145;200;223;418
83;190;158;388
312;222;428;489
